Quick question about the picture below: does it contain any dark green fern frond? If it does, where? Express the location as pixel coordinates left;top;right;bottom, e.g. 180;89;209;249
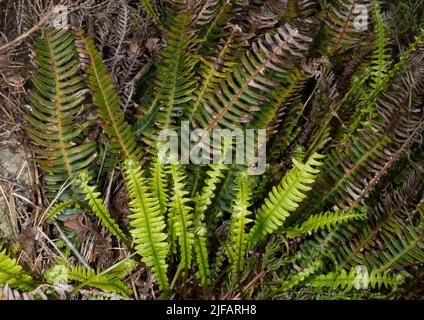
140;10;198;147
77;29;143;162
27;28;98;199
123;159;169;290
43;199;76;223
247;152;325;246
0;248;34;291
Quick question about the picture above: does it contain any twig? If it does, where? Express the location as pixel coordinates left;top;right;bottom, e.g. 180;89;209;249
53;221;90;268
0;13;52;54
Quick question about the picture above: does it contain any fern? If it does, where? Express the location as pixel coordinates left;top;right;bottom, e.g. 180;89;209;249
308;268;404;291
26;28;98;198
123;159;170;290
77;170;130;243
228;170;252;275
66;264;132;297
43;199;75;223
169;163;195;273
284;209;367;238
0;248;34;291
195;23;313;135
248;152;325;246
77;29;143;162
193;163;227;286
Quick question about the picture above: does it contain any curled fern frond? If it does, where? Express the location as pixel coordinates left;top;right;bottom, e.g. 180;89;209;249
123;159;170;290
27;28;98;198
247;152;325;246
0;248;34;291
77;170;130;243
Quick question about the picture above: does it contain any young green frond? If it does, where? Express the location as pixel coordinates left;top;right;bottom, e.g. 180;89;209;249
0;247;34;291
66;264;132;297
247;152;325;246
149;158;169;217
229;170;253;275
193;163;227;286
123;159;170;290
77;170;130;243
169;163;195;272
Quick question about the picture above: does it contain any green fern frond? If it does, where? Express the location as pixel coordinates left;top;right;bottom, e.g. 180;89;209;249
149;157;169;217
43;199;76;223
247;152;325;246
0;248;34;291
77;29;142;162
193;163;227;286
169;163;195;272
77;170;130;243
284;209;367;238
308;268;404;291
27;28;98;198
229;170;253;275
66;264;132;297
146;11;198;139
123;159;169;290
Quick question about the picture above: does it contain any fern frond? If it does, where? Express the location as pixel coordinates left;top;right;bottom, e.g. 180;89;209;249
169;163;195;272
27;28;98;198
0;248;34;291
325;0;372;51
308;268;404;291
77;30;142;162
193;163;227;286
196;23;312;134
43;199;76;223
284;209;367;238
229;170;253;275
77;170;130;243
123;159;169;290
146;11;198;139
149;157;169;217
247;152;325;246
67;264;132;297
